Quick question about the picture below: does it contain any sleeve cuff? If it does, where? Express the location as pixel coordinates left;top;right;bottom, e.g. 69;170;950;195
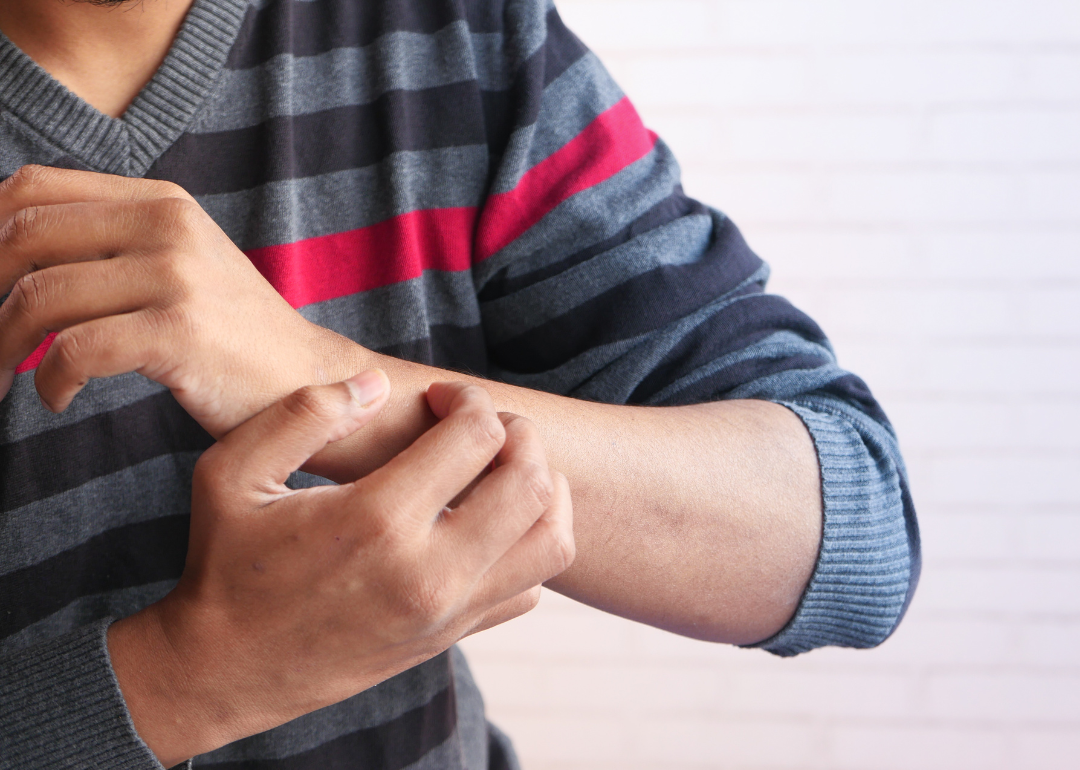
0;618;165;769
746;401;912;657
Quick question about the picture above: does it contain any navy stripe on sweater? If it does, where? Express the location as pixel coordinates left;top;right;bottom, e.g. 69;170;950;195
225;0;506;69
0;0;919;767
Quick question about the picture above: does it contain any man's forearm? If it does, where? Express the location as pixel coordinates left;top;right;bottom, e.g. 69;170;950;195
306;336;823;645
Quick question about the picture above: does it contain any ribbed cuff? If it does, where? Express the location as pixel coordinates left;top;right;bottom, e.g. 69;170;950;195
0;619;163;769
747;402;912;657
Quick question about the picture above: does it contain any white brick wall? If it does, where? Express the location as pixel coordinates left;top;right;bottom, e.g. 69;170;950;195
459;1;1080;767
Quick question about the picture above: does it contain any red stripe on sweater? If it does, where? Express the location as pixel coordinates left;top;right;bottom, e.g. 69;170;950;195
246;206;479;308
15;333;57;374
14;102;655;375
475;96;659;262
14;103;654;374
15;208;478;373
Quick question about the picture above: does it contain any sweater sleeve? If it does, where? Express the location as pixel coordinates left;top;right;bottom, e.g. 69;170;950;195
470;0;920;654
0;619;165;768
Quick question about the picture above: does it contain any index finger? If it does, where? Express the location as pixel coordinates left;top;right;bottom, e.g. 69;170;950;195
353;382;507;527
0;164;192;223
434;413;554;573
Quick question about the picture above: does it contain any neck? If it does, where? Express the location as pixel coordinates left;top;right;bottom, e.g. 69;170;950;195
0;0;195;118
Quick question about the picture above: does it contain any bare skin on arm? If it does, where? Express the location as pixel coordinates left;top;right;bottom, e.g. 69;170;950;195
0;0;823;757
0;166;820;646
0;0;821;649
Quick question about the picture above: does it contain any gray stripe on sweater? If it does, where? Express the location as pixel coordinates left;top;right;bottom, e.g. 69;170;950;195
490;52;624;195
645;329;842;406
194;656;453;763
0;453;199;575
0;582;177;653
481;211;713;343
0;32;130;174
198;144;490;250
488;266;769;402
2;373;169;444
475;139;681;286
191;24;506;133
124;0;250;173
449;647;493;770
299;269;481;350
0;113;70;175
499;0;552;76
2;271;483;450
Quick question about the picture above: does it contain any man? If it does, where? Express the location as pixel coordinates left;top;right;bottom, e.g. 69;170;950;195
0;0;919;767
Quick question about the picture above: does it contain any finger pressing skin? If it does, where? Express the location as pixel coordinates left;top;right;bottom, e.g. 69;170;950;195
435;413;553;574
200;371;391;495
0;257;165;388
359;382;506;528
0;198;197;296
470;471;575;609
0;164;191;224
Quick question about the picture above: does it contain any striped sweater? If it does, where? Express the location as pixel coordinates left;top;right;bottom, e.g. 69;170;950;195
0;0;920;767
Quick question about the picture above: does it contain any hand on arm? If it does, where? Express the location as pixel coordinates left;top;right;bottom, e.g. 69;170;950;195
0;164;341;436
0;165;821;649
307;357;823;646
108;375;573;767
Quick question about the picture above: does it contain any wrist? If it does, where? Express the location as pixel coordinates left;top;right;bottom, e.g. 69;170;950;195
107;599;254;766
300;342;438;482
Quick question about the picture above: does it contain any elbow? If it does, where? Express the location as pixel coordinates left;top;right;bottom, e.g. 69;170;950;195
746;400;921;657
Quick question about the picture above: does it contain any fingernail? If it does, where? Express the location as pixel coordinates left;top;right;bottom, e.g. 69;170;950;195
345;369;387;408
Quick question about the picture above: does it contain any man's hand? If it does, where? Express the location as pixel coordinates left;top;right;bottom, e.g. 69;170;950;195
0;165;352;437
0;167;821;657
108;374;574;767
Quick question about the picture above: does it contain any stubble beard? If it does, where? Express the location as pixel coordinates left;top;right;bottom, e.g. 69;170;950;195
69;0;142;7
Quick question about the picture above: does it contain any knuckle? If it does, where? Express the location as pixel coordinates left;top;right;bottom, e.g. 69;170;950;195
192;447;235;507
499;412;532;433
461;409;505;450
4;205;43;247
282;385;337;423
349;486;409;546
456;383;488;401
524;462;557;505
543;519;576;575
398;577;456;628
48;328;87;377
8;271;50;318
517;460;554;508
148;179;194;202
153;249;197;302
192;445;223;487
152;196;205;235
501;412;544;451
455;383;495;411
1;164;49;197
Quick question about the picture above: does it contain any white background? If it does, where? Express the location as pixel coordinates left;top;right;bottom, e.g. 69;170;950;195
460;1;1080;768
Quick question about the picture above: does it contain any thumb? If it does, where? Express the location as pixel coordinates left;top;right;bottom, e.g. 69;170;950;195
208;370;389;490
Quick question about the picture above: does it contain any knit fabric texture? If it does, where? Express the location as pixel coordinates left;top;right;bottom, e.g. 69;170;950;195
0;0;919;766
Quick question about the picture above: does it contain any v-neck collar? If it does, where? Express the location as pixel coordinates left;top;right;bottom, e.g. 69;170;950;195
0;0;249;177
